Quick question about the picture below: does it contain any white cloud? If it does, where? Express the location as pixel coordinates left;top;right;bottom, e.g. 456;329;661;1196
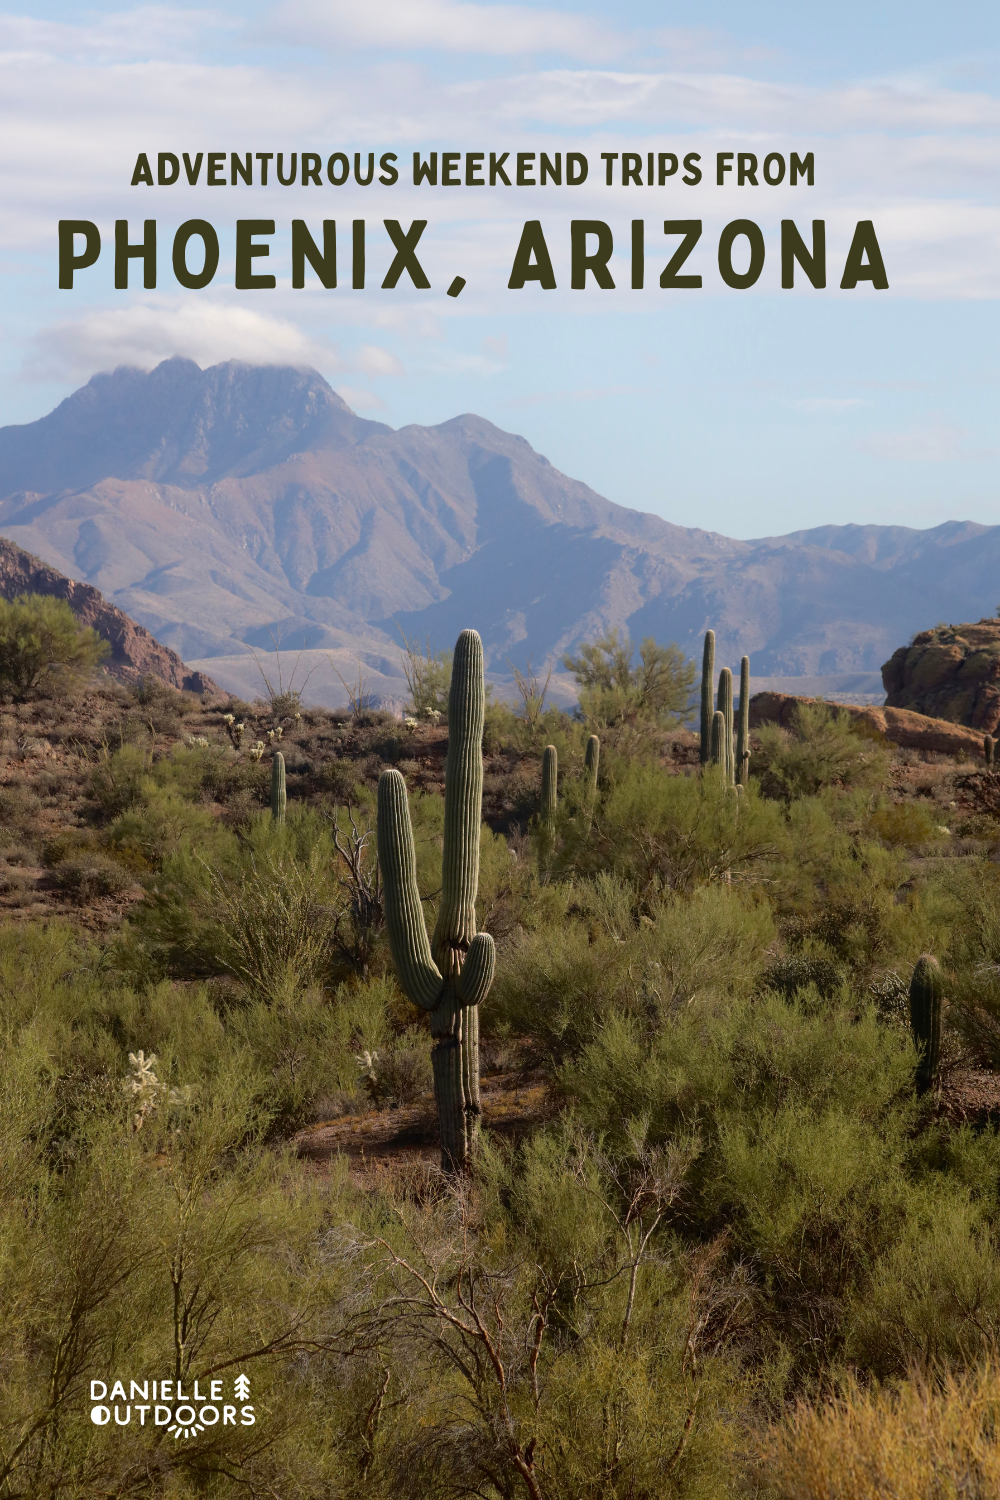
24;299;335;382
861;420;998;462
793;398;866;412
334;385;386;411
354;343;405;375
0;7;232;62
269;0;622;60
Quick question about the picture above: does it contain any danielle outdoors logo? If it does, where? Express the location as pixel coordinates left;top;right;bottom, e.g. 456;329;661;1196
90;1374;255;1440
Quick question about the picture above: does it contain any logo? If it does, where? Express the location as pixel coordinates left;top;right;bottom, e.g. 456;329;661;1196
90;1375;255;1441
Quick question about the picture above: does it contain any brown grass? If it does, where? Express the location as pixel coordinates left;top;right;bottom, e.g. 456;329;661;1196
755;1362;1000;1499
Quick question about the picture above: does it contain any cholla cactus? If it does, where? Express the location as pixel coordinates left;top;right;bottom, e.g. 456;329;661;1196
186;735;209;749
355;1048;380;1101
124;1050;161;1131
248;741;265;762
223;715;245;750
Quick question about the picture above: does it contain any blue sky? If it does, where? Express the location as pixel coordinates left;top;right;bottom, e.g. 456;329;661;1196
0;0;996;538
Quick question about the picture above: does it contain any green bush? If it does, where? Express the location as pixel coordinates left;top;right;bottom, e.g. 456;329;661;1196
563;628;695;730
0;593;109;700
754;702;892;802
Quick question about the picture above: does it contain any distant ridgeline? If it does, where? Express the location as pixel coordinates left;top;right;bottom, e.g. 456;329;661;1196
0;538;215;694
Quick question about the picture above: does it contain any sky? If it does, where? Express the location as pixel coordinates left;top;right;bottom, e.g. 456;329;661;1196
0;0;996;539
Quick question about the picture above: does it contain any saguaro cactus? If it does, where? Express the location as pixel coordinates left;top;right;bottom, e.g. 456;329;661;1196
985;734;995;770
718;668;735;786
700;630;716;766
584;733;600;794
270;751;286;824
737;656;751;786
377;629;495;1170
541;744;558;824
909;953;943;1095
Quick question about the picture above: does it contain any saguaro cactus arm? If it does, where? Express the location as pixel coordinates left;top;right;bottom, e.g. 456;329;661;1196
711;710;725;767
457;932;496;1007
377;769;444;1011
700;630;716;766
433;629;486;966
718;667;734;785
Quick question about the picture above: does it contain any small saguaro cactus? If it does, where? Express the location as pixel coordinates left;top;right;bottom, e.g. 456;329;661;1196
377;629;495;1170
985;734;995;770
909;953;944;1095
737;656;751;785
541;744;558;825
718;667;735;786
270;751;286;824
584;733;600;794
700;630;716;767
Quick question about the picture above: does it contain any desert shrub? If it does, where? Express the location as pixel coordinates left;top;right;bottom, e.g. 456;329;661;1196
90;741;153;815
0;593;109;701
230;981;392;1133
753;702;892;802
760;953;844;1000
756;1361;1000;1499
868;798;946;850
360;1024;433;1107
397;629;452;719
489;884;773;1061
50;853;135;902
578;761;785;896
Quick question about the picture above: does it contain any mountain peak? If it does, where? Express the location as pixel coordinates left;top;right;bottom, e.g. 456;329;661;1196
0;358;385;494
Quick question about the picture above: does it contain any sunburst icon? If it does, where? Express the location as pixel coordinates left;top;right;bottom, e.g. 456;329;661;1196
168;1415;205;1441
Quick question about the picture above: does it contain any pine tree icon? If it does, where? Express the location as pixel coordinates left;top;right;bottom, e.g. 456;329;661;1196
234;1374;250;1400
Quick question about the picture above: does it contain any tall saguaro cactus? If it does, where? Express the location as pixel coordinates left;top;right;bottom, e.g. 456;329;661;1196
718;668;735;785
909;953;943;1095
737;656;751;786
700;630;716;766
377;629;495;1170
270;751;286;824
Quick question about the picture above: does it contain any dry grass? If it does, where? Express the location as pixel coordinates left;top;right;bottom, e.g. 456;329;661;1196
755;1361;1000;1499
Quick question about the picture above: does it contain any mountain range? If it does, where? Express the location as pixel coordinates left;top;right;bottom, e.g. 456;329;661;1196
0;357;995;706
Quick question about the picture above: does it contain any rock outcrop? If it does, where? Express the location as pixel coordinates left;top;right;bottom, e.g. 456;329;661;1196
0;537;217;693
881;621;1000;732
749;691;988;759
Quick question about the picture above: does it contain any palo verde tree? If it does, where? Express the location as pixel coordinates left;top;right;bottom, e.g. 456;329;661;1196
563;627;694;731
377;628;495;1170
0;593;108;701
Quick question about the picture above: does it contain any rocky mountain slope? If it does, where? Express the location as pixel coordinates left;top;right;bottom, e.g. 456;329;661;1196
0;537;215;692
0;358;996;702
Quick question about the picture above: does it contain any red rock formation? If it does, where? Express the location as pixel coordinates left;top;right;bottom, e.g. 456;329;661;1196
749;691;987;759
882;621;1000;732
0;537;216;693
